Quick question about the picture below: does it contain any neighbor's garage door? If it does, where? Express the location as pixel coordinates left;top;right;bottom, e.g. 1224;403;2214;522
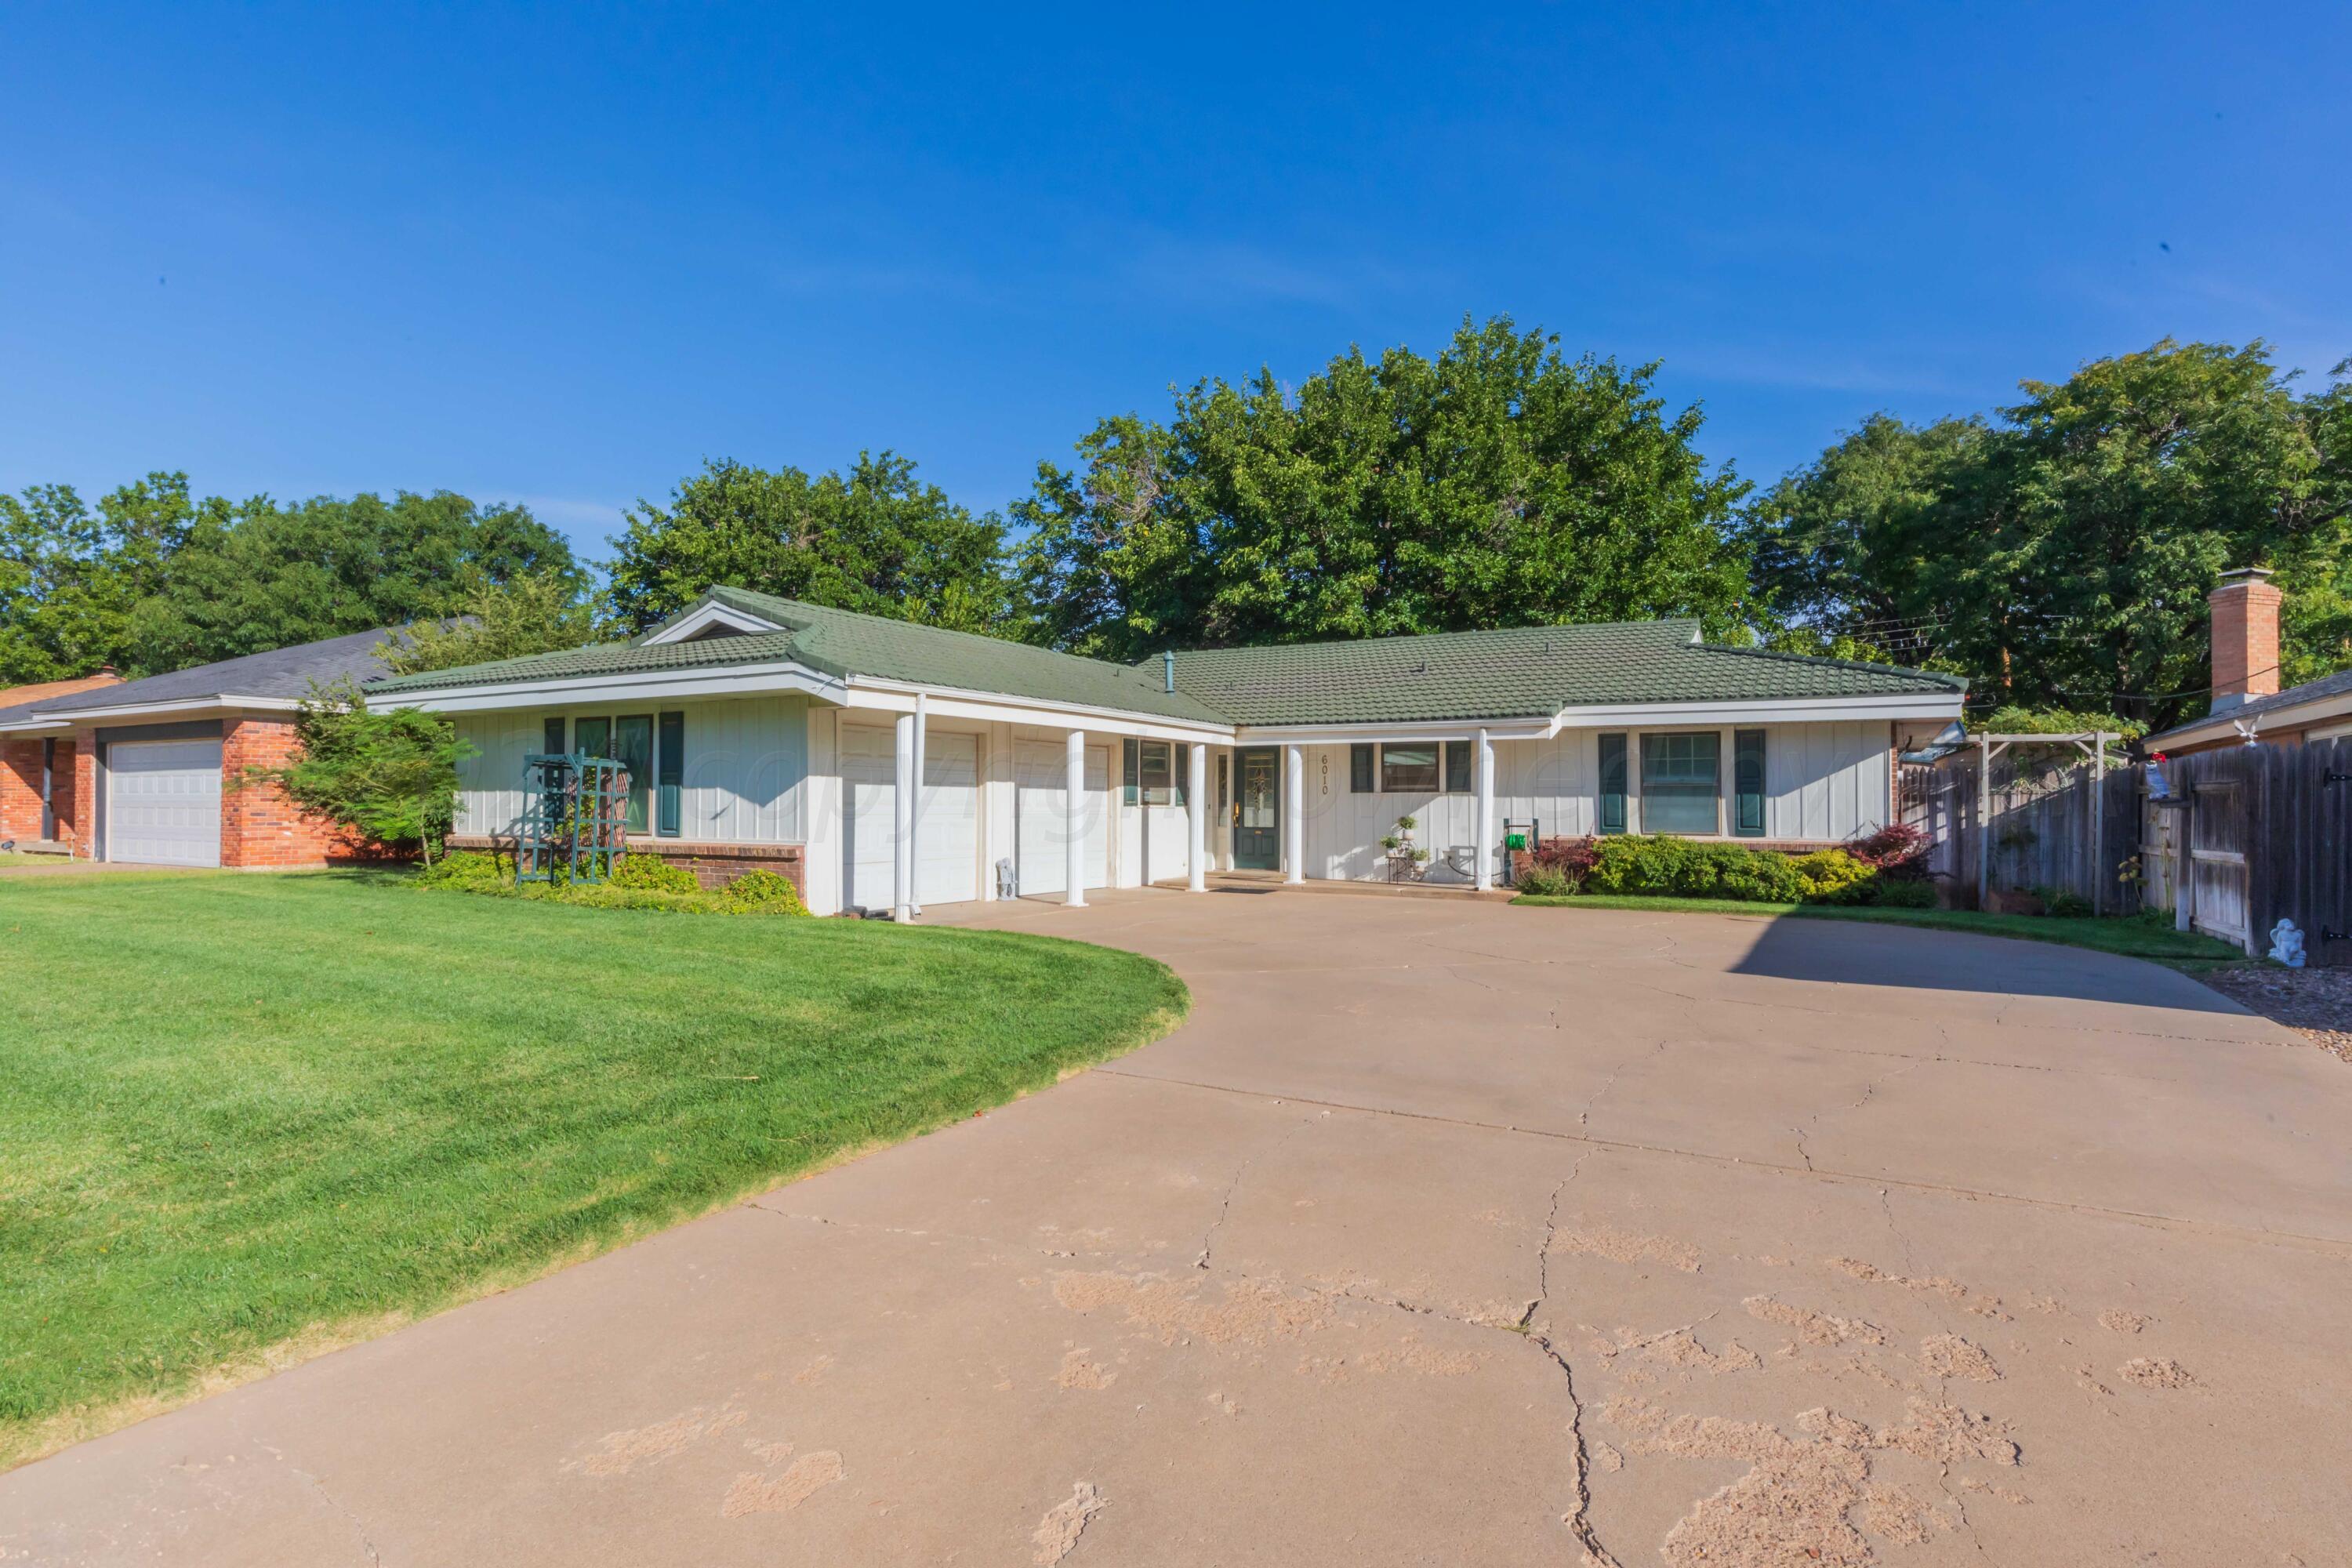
107;739;222;867
1014;739;1109;896
840;724;982;911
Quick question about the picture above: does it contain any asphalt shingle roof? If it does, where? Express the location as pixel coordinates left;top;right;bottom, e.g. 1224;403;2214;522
372;589;1963;727
2145;666;2352;745
16;627;402;718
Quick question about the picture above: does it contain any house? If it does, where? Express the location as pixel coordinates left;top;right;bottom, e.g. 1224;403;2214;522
0;630;398;867
373;587;1966;916
2145;567;2352;756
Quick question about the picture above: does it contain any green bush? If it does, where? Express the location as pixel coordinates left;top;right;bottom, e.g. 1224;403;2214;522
720;869;811;916
611;854;701;894
414;849;506;887
1867;877;1938;909
1516;864;1576;898
1790;848;1875;905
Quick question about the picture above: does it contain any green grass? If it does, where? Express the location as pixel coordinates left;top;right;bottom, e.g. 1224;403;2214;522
0;852;74;867
1510;893;2245;968
0;872;1186;1466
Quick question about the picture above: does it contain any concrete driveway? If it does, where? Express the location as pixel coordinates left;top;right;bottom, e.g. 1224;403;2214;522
7;891;2350;1566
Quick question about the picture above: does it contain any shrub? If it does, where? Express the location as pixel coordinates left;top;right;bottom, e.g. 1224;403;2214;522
1717;851;1808;902
611;854;700;894
1844;822;1929;879
414;849;506;888
1867;878;1938;909
1516;836;1599;891
1516;864;1576;898
720;869;811;916
1790;848;1875;905
2041;889;2093;919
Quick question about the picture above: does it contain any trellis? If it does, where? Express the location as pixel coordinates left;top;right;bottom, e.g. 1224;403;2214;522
517;753;631;884
1970;732;2128;913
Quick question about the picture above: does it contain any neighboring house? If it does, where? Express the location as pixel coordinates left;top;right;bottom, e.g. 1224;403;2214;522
0;630;398;868
376;586;1966;917
2146;567;2352;756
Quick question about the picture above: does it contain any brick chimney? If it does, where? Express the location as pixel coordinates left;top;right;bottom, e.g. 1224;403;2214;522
2208;566;2281;713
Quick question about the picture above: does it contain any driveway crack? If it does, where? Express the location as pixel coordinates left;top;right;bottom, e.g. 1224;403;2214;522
1196;1112;1318;1271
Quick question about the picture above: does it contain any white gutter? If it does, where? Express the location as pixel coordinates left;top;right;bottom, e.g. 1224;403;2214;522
844;677;1238;743
6;693;301;726
2151;690;2352;750
390;662;847;713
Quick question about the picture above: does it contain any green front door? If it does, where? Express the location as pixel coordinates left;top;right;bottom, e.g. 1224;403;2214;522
1234;748;1279;869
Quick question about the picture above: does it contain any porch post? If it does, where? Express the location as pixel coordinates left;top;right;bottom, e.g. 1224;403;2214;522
1474;727;1494;892
892;710;916;922
909;691;927;915
1064;726;1087;908
1283;743;1305;884
1186;741;1207;891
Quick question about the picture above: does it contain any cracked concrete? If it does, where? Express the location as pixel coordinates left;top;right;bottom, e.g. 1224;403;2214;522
4;890;2350;1565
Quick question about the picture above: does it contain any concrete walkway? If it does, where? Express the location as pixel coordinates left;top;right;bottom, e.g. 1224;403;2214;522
6;891;2350;1564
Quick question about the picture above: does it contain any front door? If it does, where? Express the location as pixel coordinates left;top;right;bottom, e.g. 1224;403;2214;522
1234;748;1279;869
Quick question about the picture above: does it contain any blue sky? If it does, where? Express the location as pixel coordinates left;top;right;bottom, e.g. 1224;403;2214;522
4;2;2346;564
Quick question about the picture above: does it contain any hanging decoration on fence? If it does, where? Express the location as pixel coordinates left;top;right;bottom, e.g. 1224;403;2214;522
517;752;631;884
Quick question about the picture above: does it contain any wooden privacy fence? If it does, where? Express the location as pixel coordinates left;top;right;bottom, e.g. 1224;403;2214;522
1900;742;2141;916
2145;738;2352;964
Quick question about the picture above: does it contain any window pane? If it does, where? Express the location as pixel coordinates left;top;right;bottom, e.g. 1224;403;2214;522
1141;741;1174;806
1598;734;1627;833
1733;729;1766;837
1444;739;1472;793
574;717;610;760
614;716;653;833
1640;732;1719;835
1350;743;1374;793
1218;755;1229;810
1122;738;1140;805
1380;744;1439;793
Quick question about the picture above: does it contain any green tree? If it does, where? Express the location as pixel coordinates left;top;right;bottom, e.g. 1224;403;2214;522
2277;360;2352;684
0;472;206;684
1018;316;1754;659
127;491;578;674
240;677;474;861
603;452;1019;637
377;570;600;677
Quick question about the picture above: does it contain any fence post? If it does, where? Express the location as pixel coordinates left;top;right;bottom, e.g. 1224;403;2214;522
2091;732;2107;916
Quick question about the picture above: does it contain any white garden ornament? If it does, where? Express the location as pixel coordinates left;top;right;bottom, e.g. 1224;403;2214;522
2267;918;2308;968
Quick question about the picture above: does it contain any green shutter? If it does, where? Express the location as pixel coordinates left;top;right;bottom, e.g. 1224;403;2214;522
657;711;684;837
1123;737;1141;805
1733;729;1766;837
1598;733;1628;834
1350;743;1374;793
543;716;565;755
1171;743;1187;808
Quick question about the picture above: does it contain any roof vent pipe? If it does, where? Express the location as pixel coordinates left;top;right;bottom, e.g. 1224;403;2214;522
1163;650;1175;694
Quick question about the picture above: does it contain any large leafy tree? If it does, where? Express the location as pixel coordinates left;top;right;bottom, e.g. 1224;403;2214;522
1743;340;2342;727
125;490;578;675
376;570;601;677
1018;316;1754;659
0;472;206;684
602;452;1020;637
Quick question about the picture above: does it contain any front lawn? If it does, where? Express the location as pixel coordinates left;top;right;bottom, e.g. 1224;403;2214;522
0;873;1185;1468
1511;892;2245;969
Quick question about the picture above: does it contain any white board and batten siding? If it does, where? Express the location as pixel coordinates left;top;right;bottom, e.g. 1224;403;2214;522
450;695;811;844
840;722;982;912
1293;720;1893;883
1014;739;1112;896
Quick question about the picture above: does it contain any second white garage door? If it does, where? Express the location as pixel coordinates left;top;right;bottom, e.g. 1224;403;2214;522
840;726;980;911
1014;740;1110;896
107;739;223;867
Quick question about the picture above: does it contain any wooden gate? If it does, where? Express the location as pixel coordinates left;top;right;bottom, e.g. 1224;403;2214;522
2186;779;2250;948
2153;738;2352;964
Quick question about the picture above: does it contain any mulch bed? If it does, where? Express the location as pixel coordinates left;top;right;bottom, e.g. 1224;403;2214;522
2200;964;2352;1065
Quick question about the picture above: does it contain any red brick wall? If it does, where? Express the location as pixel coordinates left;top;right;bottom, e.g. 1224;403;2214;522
72;733;96;858
2209;569;2283;707
220;717;350;869
0;739;41;841
49;740;76;843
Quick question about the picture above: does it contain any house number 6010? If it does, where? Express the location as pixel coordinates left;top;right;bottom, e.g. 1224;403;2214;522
1319;755;1330;796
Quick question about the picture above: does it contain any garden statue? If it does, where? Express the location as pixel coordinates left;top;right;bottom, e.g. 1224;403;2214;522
2267;918;2307;968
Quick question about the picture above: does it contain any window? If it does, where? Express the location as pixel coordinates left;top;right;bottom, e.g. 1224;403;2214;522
1640;731;1721;835
1350;742;1375;793
1733;729;1766;837
1443;739;1473;794
543;716;565;755
1122;737;1142;805
1379;743;1439;793
1130;740;1185;806
1218;754;1229;811
565;713;673;835
1597;733;1628;834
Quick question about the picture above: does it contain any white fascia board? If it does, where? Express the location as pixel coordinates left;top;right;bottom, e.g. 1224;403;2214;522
22;694;299;724
2153;691;2352;750
1545;693;1965;732
843;677;1236;743
0;716;72;734
392;662;845;714
637;601;785;644
1234;718;1556;744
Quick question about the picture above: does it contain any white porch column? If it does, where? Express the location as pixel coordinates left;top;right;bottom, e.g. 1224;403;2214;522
1186;742;1207;891
1064;726;1087;908
908;692;927;915
891;710;916;922
1474;726;1495;892
1283;743;1305;884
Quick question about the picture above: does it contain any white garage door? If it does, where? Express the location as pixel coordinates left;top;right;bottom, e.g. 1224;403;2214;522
108;739;222;867
840;726;982;912
1015;740;1110;896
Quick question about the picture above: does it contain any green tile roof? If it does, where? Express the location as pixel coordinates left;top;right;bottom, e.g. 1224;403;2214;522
372;587;1963;726
1171;620;1963;724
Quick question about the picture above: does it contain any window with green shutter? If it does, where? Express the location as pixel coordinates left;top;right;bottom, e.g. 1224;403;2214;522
1380;744;1439;793
1639;731;1720;835
1350;743;1375;793
657;711;684;837
1597;733;1628;834
1733;729;1766;837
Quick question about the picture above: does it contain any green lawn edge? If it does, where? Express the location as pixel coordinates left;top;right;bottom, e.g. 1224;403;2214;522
0;872;1189;1468
1508;892;2245;969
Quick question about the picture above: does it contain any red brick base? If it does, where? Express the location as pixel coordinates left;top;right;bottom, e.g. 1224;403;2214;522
220;717;355;869
0;737;76;846
443;833;806;895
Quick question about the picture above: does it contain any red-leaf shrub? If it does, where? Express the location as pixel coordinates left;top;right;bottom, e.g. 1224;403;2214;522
1844;822;1929;878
